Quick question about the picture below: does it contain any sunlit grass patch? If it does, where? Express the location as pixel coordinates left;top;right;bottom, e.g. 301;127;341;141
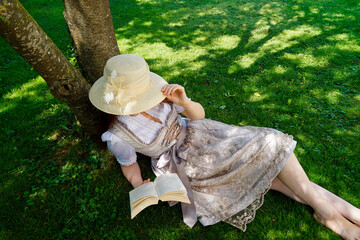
283;52;329;68
325;90;343;104
231;52;264;70
211;35;241;50
261;25;322;53
2;76;46;101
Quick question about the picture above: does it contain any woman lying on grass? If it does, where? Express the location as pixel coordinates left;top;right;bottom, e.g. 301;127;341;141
89;54;360;240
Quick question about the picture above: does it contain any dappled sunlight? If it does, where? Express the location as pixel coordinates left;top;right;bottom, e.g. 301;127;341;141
161;11;191;24
295;10;306;19
247;21;270;47
196;6;226;17
295;145;306;156
343;128;359;137
299;221;309;232
296;133;308;143
211;35;240;50
0;75;60;126
238;4;255;12
325;90;343;104
334;41;360;51
328;33;351;41
116;29;212;78
125;20;135;27
270;65;288;74
282;52;329;68
265;228;301;239
307;167;334;185
333;128;346;136
355;94;360;102
230;25;322;71
135;0;158;5
248;92;269;102
230;52;263;72
320;35;360;56
333;67;360;81
260;25;322;53
310;88;346;106
132;42;207;75
316;230;334;239
238;120;249;126
258;3;285;24
167;21;184;27
131;32;155;42
142;21;153;27
191;35;207;45
1;75;45;101
310;7;320;14
322;12;355;22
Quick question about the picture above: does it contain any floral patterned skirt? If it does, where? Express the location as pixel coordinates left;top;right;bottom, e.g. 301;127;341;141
180;119;297;231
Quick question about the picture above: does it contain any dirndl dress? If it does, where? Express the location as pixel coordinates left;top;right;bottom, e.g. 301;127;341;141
108;104;297;231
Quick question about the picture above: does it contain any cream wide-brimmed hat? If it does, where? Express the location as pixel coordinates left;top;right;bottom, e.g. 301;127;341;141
89;54;167;115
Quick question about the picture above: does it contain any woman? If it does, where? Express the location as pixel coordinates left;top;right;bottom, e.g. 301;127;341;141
89;54;360;239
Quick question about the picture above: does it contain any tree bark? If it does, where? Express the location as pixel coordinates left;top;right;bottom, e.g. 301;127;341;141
0;0;106;137
62;0;120;84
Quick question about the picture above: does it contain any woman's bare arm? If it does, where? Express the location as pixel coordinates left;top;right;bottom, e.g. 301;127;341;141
120;162;150;188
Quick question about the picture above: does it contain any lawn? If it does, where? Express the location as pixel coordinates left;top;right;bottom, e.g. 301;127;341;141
1;0;359;239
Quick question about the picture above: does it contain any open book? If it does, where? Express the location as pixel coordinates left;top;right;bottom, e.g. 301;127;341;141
129;173;190;219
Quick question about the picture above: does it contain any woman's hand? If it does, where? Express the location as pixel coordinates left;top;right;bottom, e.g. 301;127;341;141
133;178;150;189
142;178;150;185
161;84;191;107
161;84;205;120
132;178;150;189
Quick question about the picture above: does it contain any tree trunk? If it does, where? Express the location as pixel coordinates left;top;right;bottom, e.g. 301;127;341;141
62;0;120;84
0;0;106;137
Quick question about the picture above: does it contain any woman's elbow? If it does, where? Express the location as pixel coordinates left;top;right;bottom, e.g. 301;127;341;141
192;111;205;120
198;111;205;120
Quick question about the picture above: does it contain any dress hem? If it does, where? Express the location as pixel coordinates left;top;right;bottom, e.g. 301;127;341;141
223;139;297;231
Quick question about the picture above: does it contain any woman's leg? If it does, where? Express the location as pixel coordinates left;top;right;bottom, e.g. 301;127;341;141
271;177;360;226
275;153;360;240
270;177;306;204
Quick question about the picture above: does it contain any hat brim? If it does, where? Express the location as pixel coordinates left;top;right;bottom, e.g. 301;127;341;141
89;72;167;115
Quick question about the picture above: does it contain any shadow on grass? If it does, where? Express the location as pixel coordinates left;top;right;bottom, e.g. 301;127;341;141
0;79;121;238
0;0;359;239
110;0;360;180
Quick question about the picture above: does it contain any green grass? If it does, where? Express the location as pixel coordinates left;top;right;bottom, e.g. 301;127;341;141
1;0;360;239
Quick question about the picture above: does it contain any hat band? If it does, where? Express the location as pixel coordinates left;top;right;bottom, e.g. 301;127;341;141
102;75;152;106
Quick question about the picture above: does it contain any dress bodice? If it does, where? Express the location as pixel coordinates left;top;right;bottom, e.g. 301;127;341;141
108;104;183;159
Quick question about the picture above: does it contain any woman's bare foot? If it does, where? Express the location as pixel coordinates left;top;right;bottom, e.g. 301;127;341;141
313;206;360;240
272;178;360;227
275;154;360;239
341;209;360;227
351;218;360;228
310;182;360;227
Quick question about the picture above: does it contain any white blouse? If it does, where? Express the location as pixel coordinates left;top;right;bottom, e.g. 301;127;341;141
101;102;185;166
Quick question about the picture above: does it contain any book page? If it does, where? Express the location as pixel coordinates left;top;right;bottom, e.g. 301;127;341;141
129;182;158;206
129;182;159;218
154;173;187;200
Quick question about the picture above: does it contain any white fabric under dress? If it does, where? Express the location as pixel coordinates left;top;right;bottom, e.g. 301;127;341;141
102;102;297;231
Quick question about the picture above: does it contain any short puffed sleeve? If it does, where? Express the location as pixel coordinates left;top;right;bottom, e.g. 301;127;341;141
174;103;186;113
101;131;137;166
